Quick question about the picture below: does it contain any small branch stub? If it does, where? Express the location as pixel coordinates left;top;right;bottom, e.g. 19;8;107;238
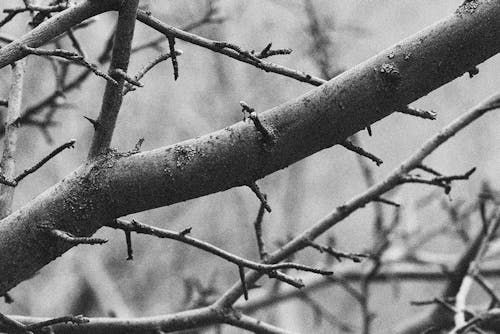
240;101;273;143
50;229;108;245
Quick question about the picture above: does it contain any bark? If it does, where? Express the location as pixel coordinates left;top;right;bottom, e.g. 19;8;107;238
0;0;499;295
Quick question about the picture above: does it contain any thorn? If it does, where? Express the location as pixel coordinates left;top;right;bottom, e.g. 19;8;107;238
262;42;272;54
125;230;133;260
83;116;99;129
373;197;401;207
467;66;479;78
366;125;372;136
341;140;383;166
179;227;192;236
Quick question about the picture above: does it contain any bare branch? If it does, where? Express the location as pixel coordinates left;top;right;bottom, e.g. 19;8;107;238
123;50;183;95
341;139;383;166
106;219;331;289
136;11;326;86
88;0;140;158
14;139;75;183
0;60;26;217
397;106;437;120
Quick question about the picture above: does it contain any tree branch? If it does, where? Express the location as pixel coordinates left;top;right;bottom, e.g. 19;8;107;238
87;0;139;158
0;59;26;218
0;0;499;296
0;1;117;68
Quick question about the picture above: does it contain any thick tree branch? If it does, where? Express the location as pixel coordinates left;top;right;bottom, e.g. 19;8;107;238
0;0;499;296
88;0;139;158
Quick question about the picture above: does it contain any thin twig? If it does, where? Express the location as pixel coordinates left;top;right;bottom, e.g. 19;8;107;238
22;45;117;84
342;139;383;166
253;197;268;260
14;139;75;183
106;219;332;289
248;182;272;213
397;106;437;120
123;50;183;95
136;11;326;86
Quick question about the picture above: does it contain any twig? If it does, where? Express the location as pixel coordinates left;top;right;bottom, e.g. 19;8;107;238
397;106;437;120
106;219;332;289
238;266;248;300
400;167;476;195
167;36;179;80
13;139;75;183
131;1;224;54
306;239;369;263
110;68;143;87
341;139;383;166
472;272;500;308
253;197;268;260
373;197;400;207
253;43;292;59
25;315;88;331
136;11;326;86
66;28;87;58
21;45;117;85
453;214;500;330
248;182;272;213
123;50;183;95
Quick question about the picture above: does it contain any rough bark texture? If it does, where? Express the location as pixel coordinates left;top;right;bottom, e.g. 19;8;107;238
0;0;499;295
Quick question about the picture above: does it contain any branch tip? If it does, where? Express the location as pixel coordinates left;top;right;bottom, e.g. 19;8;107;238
341;140;383;166
397;106;437;120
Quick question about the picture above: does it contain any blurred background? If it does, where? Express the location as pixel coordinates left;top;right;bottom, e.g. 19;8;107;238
0;0;499;333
